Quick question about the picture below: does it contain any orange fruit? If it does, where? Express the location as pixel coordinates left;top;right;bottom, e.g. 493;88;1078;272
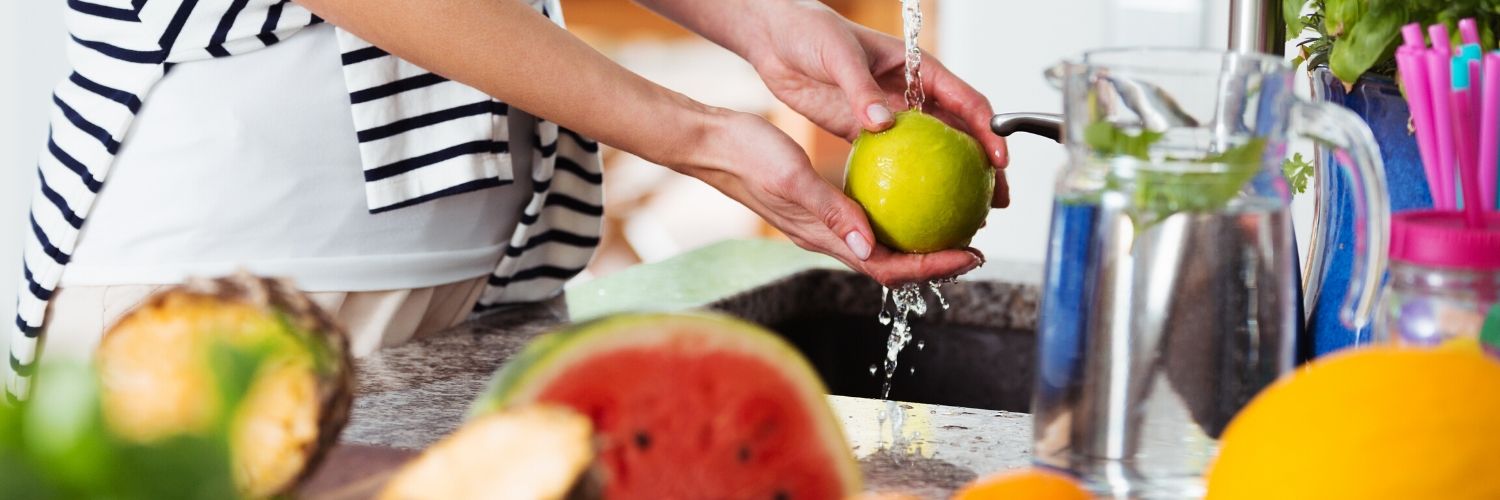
1206;347;1500;499
954;468;1090;500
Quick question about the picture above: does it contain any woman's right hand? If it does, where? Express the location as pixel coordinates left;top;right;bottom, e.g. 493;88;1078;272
672;110;983;287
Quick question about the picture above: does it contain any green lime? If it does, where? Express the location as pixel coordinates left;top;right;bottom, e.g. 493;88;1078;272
844;111;994;253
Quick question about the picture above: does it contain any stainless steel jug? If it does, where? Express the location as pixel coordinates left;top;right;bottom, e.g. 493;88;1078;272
993;48;1390;498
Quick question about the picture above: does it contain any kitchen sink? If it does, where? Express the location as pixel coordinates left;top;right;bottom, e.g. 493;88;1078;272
706;269;1041;413
772;314;1035;412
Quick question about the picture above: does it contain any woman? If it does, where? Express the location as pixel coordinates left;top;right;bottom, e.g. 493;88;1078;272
9;0;1009;399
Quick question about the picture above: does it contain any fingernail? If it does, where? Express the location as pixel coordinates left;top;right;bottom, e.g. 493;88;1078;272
963;248;986;273
866;104;893;127
845;232;872;261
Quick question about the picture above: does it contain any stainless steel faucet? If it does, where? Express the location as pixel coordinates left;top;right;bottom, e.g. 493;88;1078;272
1228;0;1286;55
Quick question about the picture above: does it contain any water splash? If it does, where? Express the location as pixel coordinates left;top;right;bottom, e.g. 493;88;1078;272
878;281;945;399
928;280;950;310
887;399;906;460
901;0;925;111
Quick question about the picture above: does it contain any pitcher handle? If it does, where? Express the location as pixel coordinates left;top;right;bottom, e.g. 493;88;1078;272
990;113;1063;143
1290;100;1391;330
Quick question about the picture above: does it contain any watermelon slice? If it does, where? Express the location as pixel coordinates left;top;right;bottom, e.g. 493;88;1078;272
472;313;862;499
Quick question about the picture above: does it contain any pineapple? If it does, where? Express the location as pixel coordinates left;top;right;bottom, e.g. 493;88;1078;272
94;273;353;498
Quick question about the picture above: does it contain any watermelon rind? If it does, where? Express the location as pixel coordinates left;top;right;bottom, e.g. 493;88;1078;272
470;312;862;495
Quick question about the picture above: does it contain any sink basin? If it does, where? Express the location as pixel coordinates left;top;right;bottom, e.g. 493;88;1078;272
707;269;1040;413
772;314;1035;413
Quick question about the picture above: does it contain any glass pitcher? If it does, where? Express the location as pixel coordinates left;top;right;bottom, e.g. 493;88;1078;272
992;48;1390;498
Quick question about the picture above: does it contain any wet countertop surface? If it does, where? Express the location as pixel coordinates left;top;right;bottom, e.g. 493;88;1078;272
332;243;1042;498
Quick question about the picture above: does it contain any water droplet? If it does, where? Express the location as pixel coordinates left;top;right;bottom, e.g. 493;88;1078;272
908;366;916;375
877;286;893;325
868;364;877;376
916;339;926;351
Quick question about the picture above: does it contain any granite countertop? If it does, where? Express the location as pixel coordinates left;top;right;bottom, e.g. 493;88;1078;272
332;241;1042;498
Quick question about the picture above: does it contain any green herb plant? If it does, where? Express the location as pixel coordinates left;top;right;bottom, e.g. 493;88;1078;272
1285;0;1500;86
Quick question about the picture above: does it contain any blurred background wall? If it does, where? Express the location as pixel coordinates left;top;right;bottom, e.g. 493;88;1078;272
0;0;1314;356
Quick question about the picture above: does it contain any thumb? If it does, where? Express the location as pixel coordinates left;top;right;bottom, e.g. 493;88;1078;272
803;180;877;261
828;51;895;133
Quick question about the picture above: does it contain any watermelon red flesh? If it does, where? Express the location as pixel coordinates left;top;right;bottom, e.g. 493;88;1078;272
534;343;846;499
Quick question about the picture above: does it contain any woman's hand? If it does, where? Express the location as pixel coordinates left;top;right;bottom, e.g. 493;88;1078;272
741;1;1011;208
675;110;983;287
634;0;1010;207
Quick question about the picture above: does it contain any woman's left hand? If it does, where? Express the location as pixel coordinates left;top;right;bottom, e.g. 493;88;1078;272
739;1;1011;208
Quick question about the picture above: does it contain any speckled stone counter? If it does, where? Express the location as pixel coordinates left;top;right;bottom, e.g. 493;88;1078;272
341;258;1042;497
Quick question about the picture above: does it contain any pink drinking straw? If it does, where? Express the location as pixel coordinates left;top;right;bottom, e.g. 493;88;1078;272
1451;90;1484;227
1460;18;1481;46
1450;52;1482;227
1402;23;1426;48
1431;23;1453;51
1397;47;1443;205
1427;51;1458;209
1482;54;1500;211
1469;57;1483;142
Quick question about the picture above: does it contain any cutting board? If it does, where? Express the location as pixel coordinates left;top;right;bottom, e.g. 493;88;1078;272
299;444;418;500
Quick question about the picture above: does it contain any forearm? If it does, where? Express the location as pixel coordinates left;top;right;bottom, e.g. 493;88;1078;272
632;0;819;63
295;0;723;170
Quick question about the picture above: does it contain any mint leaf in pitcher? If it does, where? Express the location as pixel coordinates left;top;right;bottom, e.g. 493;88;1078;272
1084;121;1163;160
1084;121;1274;229
1132;139;1267;227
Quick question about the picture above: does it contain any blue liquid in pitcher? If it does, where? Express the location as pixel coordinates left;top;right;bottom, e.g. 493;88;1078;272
1034;194;1297;499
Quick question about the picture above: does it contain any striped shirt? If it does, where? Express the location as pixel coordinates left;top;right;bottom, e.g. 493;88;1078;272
8;0;604;401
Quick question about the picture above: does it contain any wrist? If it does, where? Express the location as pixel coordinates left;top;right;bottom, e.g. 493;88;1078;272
648;97;739;177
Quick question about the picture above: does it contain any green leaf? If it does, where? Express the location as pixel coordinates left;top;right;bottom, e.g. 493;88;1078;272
112;435;240;500
1285;0;1312;39
20;364;122;496
1083;121;1162;161
1328;1;1405;84
1282;152;1315;194
1321;0;1366;38
1481;304;1500;351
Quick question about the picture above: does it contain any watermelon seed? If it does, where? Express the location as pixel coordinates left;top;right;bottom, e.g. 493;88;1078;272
738;446;751;463
634;431;651;451
774;490;790;500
